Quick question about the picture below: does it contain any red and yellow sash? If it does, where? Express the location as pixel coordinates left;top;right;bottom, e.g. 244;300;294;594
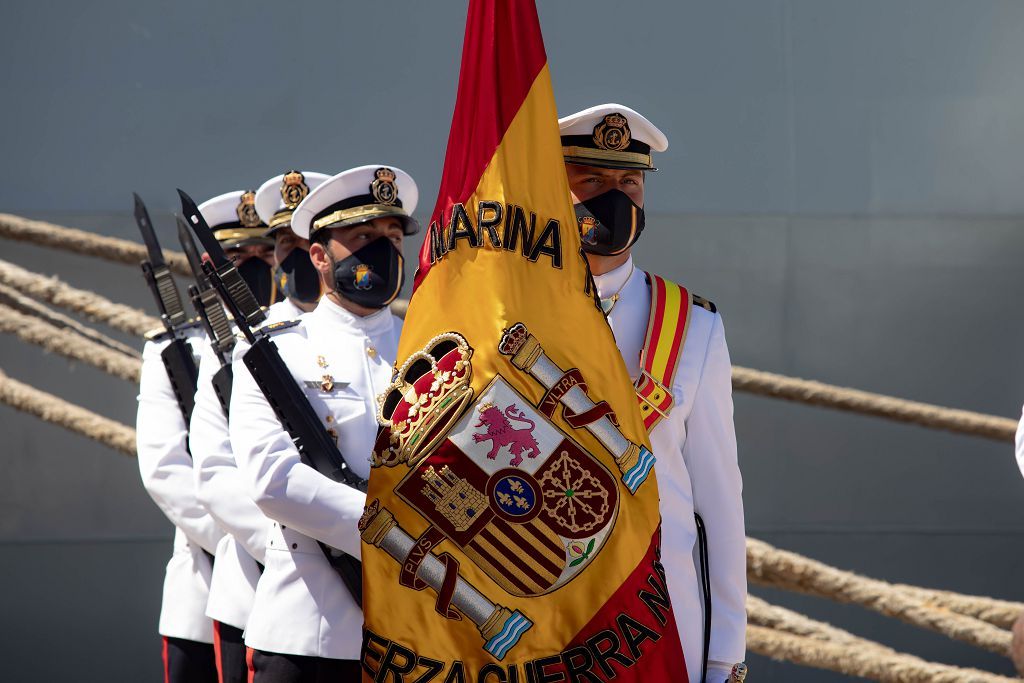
635;273;693;432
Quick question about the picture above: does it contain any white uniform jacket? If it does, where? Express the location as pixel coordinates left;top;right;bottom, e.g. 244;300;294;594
229;297;400;659
594;259;746;683
189;299;306;630
136;327;224;643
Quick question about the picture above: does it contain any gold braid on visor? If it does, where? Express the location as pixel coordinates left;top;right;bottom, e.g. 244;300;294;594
312;204;409;234
561;145;653;168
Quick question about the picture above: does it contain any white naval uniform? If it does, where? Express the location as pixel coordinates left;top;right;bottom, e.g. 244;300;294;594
229;296;401;659
137;327;225;643
190;298;307;631
594;258;746;683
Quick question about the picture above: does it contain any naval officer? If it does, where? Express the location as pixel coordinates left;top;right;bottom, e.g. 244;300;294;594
189;176;328;683
228;165;418;682
136;188;276;682
137;280;221;682
560;104;747;683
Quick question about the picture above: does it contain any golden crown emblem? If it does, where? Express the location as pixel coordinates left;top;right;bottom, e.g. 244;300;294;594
281;170;309;209
592;112;631;151
374;332;475;468
370;167;399;205
236;190;261;227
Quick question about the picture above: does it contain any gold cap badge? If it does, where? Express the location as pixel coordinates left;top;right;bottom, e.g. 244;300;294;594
592;112;631;151
281;170;309;209
370;167;399;206
236;190;261;227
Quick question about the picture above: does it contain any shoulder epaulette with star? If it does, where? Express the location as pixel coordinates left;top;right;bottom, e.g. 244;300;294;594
253;318;302;339
692;294;717;314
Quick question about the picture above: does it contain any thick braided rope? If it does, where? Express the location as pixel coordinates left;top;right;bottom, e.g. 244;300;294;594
0;212;189;275
894;583;1023;630
747;537;1012;655
0;304;142;383
732;366;1016;442
747;594;897;653
0;259;159;336
747;536;1023;629
0;369;136;456
0;281;140;359
745;596;1019;679
747;624;1017;682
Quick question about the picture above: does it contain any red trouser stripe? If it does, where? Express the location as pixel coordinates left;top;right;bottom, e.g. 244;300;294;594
212;620;225;683
161;636;170;683
245;646;256;683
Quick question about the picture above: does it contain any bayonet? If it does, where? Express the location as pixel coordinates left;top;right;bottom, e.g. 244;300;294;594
177;217;235;361
177;215;211;292
178;189;266;330
133;193;199;426
133;193;188;331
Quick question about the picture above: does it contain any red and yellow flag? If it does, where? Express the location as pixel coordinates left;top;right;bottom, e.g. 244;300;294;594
360;1;686;680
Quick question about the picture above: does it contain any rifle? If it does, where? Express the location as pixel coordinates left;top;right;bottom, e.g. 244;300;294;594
177;216;236;418
178;188;365;605
133;193;199;425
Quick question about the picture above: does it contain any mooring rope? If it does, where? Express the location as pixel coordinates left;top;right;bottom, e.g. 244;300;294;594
0;281;140;358
0;259;160;336
732;366;1016;442
747;537;1012;655
894;583;1023;631
0;212;189;275
747;624;1017;682
0;368;136;456
0;304;142;383
747;594;897;652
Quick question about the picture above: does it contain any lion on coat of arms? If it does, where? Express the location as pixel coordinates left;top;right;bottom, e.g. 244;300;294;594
472;402;540;466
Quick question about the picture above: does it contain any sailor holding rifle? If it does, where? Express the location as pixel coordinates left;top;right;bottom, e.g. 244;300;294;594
186;177;328;683
226;165;418;682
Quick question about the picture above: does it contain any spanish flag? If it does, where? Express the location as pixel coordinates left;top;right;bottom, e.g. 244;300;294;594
360;1;686;679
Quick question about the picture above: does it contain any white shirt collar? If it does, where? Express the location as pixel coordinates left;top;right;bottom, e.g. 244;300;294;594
313;295;394;336
592;257;635;300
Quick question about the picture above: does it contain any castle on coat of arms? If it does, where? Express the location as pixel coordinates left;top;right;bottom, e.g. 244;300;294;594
421;465;488;532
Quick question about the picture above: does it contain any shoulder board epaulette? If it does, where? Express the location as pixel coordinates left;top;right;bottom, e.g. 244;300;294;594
692;294;717;314
254;319;302;338
143;318;203;342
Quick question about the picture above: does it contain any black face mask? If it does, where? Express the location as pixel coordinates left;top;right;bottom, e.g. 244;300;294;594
237;257;274;307
574;189;645;256
274;247;320;304
329;236;404;310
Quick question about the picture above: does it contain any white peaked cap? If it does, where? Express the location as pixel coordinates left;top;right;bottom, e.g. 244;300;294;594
291;164;420;240
558;103;668;171
198;190;271;248
254;171;331;235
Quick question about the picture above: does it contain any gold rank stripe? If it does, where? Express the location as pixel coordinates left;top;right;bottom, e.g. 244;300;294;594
561;145;653;168
312;204;408;233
